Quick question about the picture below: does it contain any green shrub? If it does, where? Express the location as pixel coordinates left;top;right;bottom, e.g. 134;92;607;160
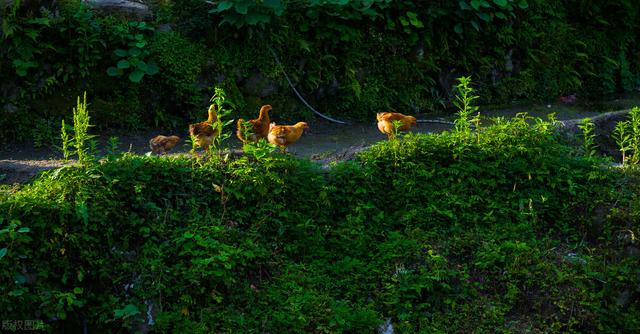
2;115;639;332
149;31;206;105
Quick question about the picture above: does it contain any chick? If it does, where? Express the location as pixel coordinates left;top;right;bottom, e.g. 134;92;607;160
188;104;218;152
376;112;417;139
149;135;181;155
237;104;272;143
267;122;309;152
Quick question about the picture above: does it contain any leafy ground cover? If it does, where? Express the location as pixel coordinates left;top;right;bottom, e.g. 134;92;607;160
1;113;639;332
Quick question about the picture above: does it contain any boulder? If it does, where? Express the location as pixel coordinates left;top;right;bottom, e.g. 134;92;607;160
82;0;150;18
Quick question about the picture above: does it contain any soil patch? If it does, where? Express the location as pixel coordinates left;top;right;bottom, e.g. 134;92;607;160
0;105;632;185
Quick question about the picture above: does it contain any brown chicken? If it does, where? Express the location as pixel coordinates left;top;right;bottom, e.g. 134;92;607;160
376;112;417;139
236;104;272;143
188;104;218;152
267;122;309;151
149;135;181;155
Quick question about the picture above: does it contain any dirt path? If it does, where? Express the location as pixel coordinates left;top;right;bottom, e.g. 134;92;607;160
0;105;627;184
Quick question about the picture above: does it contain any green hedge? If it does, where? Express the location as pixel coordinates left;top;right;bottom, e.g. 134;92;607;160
1;118;639;332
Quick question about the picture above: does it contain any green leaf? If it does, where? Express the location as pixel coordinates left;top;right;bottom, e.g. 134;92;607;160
477;12;491;22
145;62;159;75
128;48;142;57
0;248;6;259
216;1;233;12
14;274;27;284
128;70;144;83
136;60;148;72
135;41;146;48
493;0;508;7
406;12;424;28
459;1;472;10
470;0;481;10
518;0;529;9
454;23;463;34
117;59;130;69
299;39;311;52
234;2;249;14
9;289;25;296
264;0;284;15
17;227;30;233
360;7;378;17
29;17;50;25
114;49;128;57
244;12;271;25
107;67;119;76
114;304;140;319
495;12;506;19
471;20;480;31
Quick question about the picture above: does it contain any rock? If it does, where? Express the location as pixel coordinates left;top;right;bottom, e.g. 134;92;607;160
626;246;640;257
557;109;631;159
558;110;629;133
564;252;587;266
378;318;394;334
156;23;173;32
3;103;17;113
132;300;158;334
82;0;151;18
504;49;514;73
616;290;630;307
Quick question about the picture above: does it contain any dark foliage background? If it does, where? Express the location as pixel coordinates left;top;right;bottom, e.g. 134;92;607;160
1;0;640;144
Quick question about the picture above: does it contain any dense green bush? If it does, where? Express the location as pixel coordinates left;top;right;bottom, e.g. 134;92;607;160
2;117;639;332
149;31;206;105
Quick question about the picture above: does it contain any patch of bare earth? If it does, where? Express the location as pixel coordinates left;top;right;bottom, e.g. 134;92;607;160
0;108;632;185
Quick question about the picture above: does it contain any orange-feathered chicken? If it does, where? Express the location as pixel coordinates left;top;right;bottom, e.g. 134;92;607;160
188;104;218;152
267;122;309;151
149;135;180;155
236;104;272;143
376;112;417;139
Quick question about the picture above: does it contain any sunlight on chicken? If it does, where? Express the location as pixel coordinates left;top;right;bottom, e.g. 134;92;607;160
188;104;218;153
376;112;417;140
267;121;309;152
149;135;180;155
236;104;272;143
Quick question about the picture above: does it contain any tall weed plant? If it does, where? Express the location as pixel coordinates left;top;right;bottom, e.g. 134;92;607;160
453;76;479;135
629;107;640;164
612;107;640;165
208;87;236;158
613;120;632;164
59;92;96;164
578;117;597;157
